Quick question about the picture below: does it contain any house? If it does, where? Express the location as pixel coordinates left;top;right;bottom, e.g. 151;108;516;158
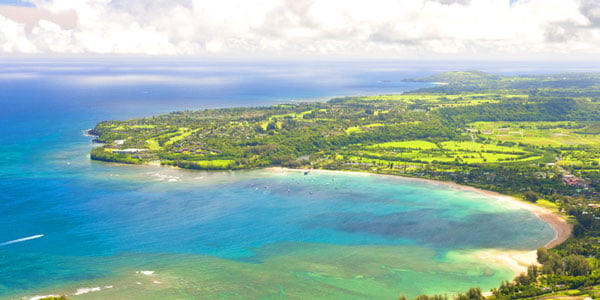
562;174;586;187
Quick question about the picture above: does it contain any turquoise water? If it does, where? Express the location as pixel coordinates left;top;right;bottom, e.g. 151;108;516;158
0;60;561;299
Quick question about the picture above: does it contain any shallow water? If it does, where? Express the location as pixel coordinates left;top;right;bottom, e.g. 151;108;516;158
0;60;573;299
1;167;554;299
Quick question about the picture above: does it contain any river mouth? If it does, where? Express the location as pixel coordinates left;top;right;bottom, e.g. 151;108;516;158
7;167;555;299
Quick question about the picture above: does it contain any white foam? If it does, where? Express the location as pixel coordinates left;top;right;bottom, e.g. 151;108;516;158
150;173;180;182
72;287;101;296
104;285;113;289
30;295;60;300
136;270;155;275
0;234;44;246
153;280;161;284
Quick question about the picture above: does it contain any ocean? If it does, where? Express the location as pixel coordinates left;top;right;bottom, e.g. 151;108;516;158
1;59;589;299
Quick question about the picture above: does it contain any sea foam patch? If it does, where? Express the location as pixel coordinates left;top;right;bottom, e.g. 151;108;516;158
136;270;155;276
30;295;60;300
72;287;101;296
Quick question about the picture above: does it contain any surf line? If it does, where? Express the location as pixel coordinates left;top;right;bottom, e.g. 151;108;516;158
0;234;44;246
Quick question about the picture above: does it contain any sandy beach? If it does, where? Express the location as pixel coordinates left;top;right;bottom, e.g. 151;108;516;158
267;167;573;277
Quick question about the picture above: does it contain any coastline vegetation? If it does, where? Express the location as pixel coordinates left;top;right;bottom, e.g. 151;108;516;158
89;71;600;298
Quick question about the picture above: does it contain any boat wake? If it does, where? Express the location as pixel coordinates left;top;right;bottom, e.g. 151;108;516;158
0;234;44;246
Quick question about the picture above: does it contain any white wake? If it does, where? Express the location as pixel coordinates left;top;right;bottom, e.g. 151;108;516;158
0;234;44;246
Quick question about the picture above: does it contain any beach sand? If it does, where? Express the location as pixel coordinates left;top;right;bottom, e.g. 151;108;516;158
267;167;573;278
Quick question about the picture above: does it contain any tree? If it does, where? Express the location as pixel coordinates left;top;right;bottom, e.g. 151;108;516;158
542;255;563;275
515;273;531;285
465;287;483;300
564;254;591;276
573;223;585;238
524;190;539;203
526;265;539;282
536;247;549;263
267;122;278;131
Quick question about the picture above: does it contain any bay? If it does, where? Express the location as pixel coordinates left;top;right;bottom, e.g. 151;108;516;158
0;60;583;299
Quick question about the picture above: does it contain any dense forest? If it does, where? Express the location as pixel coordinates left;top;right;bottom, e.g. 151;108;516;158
90;71;600;299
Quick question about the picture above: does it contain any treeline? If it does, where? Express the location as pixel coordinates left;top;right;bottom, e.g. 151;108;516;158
399;287;484;300
436;98;600;124
488;250;597;299
90;148;142;164
161;160;236;170
406;71;600;95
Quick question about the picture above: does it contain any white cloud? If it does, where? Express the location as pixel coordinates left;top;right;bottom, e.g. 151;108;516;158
0;0;596;58
71;74;235;85
30;19;79;52
0;14;38;53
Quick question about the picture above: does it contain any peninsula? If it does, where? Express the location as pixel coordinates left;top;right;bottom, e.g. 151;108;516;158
90;71;600;298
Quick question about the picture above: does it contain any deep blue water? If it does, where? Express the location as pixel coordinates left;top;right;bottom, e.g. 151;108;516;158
0;60;593;298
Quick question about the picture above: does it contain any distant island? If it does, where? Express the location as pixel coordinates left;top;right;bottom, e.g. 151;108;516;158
89;71;600;299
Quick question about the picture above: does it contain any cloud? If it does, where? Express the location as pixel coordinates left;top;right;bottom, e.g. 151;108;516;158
0;5;76;31
431;0;471;5
0;0;597;58
71;74;235;85
579;0;600;26
0;14;38;52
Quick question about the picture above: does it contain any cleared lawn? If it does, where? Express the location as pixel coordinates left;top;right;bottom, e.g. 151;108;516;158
144;127;198;150
164;128;199;147
558;150;600;167
345;124;385;134
145;139;161;151
345;126;364;134
536;199;560;213
469;121;600;147
440;141;525;153
353;93;527;106
368;140;439;150
269;110;314;121
358;139;540;165
189;160;235;169
113;124;157;130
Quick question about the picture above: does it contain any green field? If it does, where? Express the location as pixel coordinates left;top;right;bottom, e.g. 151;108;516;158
367;140;438;150
469;121;600;147
353;140;541;165
353;93;526;104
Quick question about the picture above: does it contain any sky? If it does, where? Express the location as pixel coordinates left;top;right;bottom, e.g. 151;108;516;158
0;0;599;59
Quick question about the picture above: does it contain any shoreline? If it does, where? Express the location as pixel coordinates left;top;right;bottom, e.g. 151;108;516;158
82;128;98;137
105;161;572;271
90;160;573;280
17;165;572;299
266;167;572;276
